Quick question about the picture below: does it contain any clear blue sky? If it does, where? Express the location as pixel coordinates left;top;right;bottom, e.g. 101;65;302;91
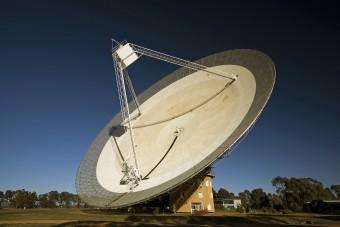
0;1;339;195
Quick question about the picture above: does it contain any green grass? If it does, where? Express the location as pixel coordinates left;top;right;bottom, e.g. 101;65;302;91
0;208;120;220
0;208;340;226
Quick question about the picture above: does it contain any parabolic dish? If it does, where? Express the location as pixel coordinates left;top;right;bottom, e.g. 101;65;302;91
76;49;276;208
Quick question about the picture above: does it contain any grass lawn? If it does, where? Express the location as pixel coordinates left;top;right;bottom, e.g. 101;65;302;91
0;208;340;226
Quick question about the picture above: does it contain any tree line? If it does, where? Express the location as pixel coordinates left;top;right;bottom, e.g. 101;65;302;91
213;176;340;212
1;176;339;211
0;190;80;209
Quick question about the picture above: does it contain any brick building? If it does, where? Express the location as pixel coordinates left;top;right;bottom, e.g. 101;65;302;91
170;174;215;213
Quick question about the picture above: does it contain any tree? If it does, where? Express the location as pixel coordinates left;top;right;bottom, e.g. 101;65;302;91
216;188;234;199
250;188;270;209
13;190;37;208
271;176;288;196
1;189;84;208
212;188;218;199
48;191;59;206
39;193;56;208
321;187;336;200
29;192;38;207
5;190;14;207
0;191;4;203
272;176;335;211
239;190;251;211
271;194;284;211
39;193;48;208
72;194;81;207
0;191;3;208
331;185;340;199
60;192;73;207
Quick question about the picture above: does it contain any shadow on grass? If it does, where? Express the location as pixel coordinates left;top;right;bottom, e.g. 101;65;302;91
54;215;325;227
317;215;340;221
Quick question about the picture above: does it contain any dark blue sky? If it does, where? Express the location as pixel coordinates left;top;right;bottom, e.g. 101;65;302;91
0;1;339;194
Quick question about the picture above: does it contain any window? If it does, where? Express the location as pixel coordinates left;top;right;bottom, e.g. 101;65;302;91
207;204;212;211
205;180;209;186
191;203;201;213
198;192;203;198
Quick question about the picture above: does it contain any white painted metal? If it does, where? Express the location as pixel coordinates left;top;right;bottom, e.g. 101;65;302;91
112;56;141;189
76;47;276;208
130;43;238;80
115;43;139;68
97;64;256;193
111;40;240;190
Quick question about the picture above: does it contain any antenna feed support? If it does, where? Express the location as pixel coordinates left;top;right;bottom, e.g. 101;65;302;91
232;74;239;81
174;127;184;136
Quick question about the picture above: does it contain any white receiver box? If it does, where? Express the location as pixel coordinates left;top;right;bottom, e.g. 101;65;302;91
115;43;138;68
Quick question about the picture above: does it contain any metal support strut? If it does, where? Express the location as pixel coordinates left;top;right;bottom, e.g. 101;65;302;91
112;55;141;190
111;39;238;190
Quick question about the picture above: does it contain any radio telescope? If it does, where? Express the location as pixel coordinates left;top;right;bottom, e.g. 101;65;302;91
76;40;276;208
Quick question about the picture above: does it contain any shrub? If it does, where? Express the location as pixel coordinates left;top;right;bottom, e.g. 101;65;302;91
153;207;160;215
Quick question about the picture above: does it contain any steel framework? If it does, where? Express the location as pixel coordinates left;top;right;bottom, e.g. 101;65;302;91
111;40;238;190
